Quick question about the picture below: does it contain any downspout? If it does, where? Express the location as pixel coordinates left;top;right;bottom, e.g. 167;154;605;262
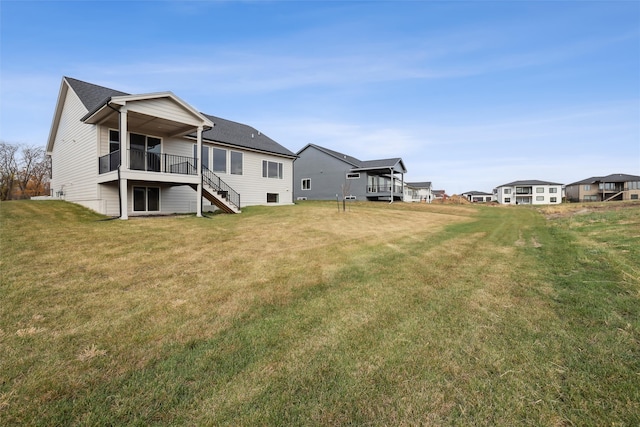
106;101;122;218
117;165;122;218
389;167;394;204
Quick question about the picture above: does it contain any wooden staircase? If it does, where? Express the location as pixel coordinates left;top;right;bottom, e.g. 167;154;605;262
202;184;240;214
197;166;241;214
603;191;624;202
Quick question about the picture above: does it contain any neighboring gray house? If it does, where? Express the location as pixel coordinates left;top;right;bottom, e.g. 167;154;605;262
405;182;433;203
565;173;640;202
461;191;493;202
294;144;407;202
47;77;296;219
494;180;563;205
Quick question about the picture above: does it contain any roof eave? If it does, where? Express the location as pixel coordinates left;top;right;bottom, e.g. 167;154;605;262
80;97;114;123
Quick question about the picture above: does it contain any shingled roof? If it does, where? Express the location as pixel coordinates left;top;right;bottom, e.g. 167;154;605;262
406;182;432;189
463;190;492;196
567;173;640;186
199;114;295;157
64;77;295;158
356;158;405;171
499;180;563;187
65;77;128;112
301;144;362;167
299;143;406;172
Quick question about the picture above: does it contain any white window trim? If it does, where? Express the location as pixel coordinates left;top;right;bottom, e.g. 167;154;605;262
132;186;161;212
262;160;283;179
230;150;243;175
212;147;227;174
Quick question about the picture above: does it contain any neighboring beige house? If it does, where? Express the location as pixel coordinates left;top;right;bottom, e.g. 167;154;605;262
404;182;433;203
432;190;447;201
565;173;640;202
461;191;493;202
494;180;563;205
47;77;296;219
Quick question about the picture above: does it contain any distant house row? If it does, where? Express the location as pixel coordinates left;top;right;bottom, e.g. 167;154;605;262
487;174;640;205
292;144;640;205
46;77;638;218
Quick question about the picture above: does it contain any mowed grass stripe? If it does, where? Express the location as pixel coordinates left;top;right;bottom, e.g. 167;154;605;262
1;201;638;425
1;200;472;424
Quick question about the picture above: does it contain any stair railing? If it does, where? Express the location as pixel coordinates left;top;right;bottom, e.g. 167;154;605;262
202;165;241;211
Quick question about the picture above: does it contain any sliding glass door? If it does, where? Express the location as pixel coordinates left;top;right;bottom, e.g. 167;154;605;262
130;133;161;172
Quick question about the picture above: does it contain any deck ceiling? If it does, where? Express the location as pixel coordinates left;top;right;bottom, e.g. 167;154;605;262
353;168;405;176
96;110;198;137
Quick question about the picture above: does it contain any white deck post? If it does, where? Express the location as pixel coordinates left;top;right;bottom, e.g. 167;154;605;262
196;126;203;217
119;107;129;219
120;178;128;220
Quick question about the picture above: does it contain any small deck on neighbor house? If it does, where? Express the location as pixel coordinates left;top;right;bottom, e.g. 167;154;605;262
366;184;405;201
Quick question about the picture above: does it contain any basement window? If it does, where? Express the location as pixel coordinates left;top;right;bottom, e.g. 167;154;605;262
267;193;279;203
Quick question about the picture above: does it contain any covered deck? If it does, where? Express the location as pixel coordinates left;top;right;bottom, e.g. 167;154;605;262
82;91;215;218
352;158;407;202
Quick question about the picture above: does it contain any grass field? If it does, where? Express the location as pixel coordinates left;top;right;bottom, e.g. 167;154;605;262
1;200;639;426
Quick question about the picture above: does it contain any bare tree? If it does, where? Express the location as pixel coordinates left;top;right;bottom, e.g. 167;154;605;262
340;180;351;212
0;142;19;200
29;154;52;198
0;142;51;200
17;145;48;198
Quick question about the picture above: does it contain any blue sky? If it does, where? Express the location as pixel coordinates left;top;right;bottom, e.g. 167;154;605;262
1;0;638;194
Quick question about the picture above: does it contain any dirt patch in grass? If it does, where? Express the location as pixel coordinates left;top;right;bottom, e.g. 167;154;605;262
539;200;640;219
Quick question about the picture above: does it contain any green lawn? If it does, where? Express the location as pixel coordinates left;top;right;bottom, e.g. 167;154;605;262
1;200;638;426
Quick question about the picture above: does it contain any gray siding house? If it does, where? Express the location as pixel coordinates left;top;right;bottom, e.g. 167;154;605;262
294;144;407;202
47;77;296;219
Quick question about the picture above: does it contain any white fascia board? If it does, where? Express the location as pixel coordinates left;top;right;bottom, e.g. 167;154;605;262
46;79;72;153
111;92;214;128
